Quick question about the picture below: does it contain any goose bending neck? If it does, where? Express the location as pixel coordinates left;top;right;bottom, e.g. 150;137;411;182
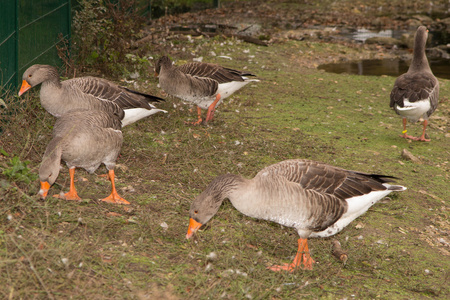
39;138;64;185
203;173;245;201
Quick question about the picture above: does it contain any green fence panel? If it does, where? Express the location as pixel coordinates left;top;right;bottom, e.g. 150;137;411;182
18;0;71;83
0;0;70;93
0;1;18;91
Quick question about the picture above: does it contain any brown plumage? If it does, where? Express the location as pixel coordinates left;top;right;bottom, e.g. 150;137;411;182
19;64;166;126
186;159;406;271
155;56;259;124
390;26;439;141
39;109;129;204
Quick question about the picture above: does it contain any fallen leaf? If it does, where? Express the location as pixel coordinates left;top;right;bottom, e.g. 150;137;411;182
106;212;123;217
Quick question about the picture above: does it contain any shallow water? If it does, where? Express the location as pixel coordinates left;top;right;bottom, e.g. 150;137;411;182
343;28;449;47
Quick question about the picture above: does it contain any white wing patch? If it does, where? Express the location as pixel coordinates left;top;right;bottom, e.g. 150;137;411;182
395;99;431;121
122;108;168;127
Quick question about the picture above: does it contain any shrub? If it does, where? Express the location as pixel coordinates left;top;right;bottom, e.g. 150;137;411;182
72;0;146;76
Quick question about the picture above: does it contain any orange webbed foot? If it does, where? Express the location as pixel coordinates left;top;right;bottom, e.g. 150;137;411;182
53;191;82;201
268;238;315;272
416;135;431;142
101;193;130;205
399;133;418;140
267;263;298;273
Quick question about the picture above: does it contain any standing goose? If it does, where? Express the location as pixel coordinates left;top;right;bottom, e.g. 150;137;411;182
19;64;167;126
155;56;259;125
390;26;439;141
186;159;406;271
39;109;129;204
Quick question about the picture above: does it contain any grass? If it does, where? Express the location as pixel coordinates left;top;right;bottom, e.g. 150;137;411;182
1;21;449;300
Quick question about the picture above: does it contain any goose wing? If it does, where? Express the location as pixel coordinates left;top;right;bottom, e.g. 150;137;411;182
177;62;252;83
68;77;163;110
390;72;439;114
258;159;393;200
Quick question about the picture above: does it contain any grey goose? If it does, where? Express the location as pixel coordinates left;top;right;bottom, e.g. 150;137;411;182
19;64;167;126
155;56;259;125
186;159;406;271
39;109;129;204
390;26;439;141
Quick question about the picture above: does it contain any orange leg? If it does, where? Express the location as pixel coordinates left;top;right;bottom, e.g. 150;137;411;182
416;119;430;142
189;106;203;126
54;167;81;201
101;169;130;205
268;238;315;272
399;118;418;141
205;94;221;123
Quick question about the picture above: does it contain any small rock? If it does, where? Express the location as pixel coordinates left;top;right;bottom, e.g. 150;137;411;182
355;223;365;229
204;263;213;272
206;252;217;261
129;72;139;79
401;149;422;164
61;258;69;266
438;238;449;246
160;222;168;231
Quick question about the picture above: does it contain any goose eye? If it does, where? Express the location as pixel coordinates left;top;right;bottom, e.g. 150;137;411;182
194;210;198;214
28;74;32;78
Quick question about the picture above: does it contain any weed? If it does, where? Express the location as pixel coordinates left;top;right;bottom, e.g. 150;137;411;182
72;0;146;76
2;156;38;185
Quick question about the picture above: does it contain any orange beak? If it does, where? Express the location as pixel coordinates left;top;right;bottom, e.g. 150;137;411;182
186;218;203;239
39;181;51;199
18;80;32;96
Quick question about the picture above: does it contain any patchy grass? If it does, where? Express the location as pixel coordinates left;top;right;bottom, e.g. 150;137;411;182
1;23;449;300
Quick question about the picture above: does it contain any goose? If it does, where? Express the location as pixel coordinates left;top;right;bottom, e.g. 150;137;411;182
390;26;439;142
39;109;129;204
18;64;167;126
186;159;406;271
155;56;259;125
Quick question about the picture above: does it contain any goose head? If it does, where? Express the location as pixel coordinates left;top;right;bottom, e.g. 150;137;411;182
154;56;173;76
19;64;59;96
186;174;243;239
38;146;62;199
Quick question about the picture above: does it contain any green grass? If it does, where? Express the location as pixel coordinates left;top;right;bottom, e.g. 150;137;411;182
1;14;449;300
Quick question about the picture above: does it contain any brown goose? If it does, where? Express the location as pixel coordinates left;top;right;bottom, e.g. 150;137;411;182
19;64;167;126
39;109;129;204
155;56;259;125
390;26;439;142
186;159;406;271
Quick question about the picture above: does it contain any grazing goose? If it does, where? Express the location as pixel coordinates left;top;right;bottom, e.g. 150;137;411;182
39;109;129;204
186;159;406;271
155;56;259;125
18;64;167;126
390;26;439;141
